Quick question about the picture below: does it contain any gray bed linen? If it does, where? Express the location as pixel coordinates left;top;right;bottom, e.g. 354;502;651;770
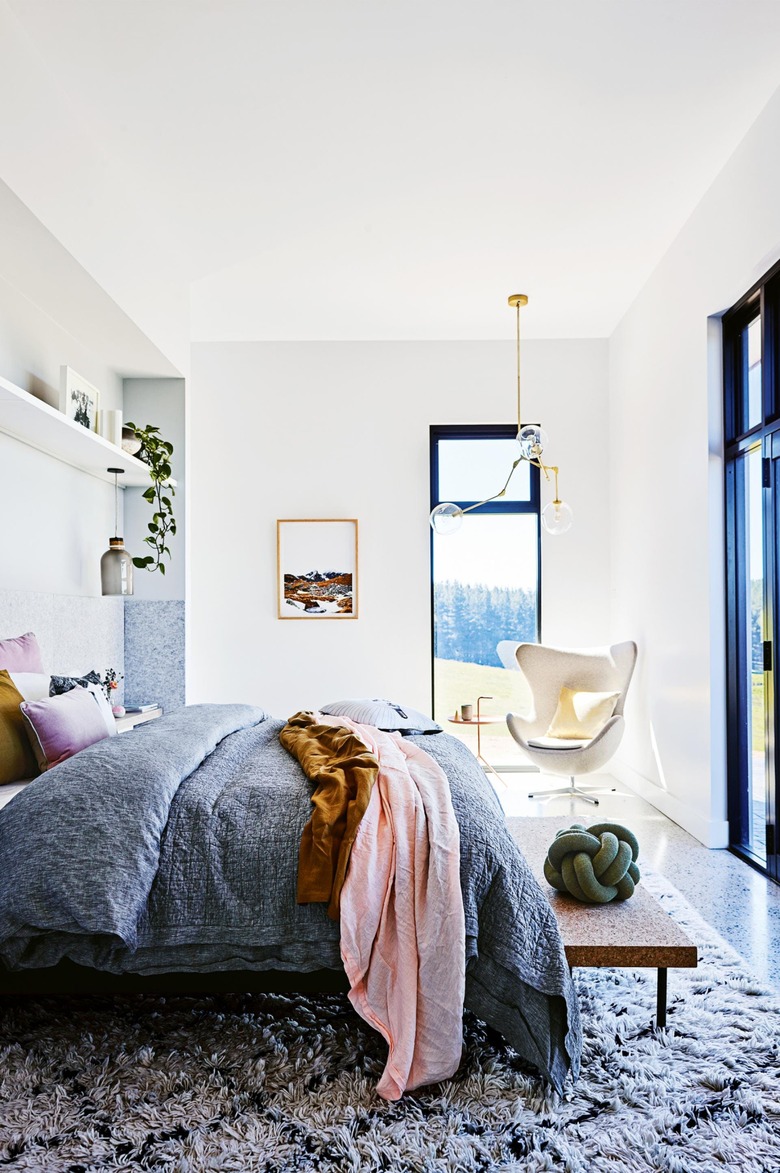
0;705;581;1090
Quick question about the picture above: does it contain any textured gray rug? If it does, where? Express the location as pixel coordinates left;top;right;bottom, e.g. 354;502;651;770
1;874;779;1172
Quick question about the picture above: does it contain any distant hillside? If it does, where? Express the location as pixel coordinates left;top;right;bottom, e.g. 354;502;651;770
434;580;537;667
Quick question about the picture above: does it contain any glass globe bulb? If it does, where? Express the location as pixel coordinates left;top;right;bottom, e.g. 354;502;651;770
429;502;464;535
542;500;574;536
517;424;549;461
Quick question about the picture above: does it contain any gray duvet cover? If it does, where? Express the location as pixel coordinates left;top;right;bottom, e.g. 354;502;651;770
0;705;581;1090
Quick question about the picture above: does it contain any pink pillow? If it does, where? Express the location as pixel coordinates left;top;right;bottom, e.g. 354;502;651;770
0;631;45;674
21;686;109;770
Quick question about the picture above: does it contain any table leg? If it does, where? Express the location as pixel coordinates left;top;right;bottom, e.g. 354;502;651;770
478;753;508;788
656;967;667;1029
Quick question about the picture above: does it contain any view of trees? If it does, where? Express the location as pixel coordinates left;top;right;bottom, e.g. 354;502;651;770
434;580;537;667
752;579;763;671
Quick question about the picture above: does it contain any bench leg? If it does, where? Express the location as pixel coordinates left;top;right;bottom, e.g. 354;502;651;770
656;967;667;1029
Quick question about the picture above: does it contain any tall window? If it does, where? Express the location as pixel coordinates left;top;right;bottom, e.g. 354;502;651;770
430;425;541;769
724;259;780;879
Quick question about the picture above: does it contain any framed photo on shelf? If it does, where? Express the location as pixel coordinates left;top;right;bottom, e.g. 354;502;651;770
277;519;358;620
60;365;100;433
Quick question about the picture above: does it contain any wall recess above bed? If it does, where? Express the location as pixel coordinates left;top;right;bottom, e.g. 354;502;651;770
0;375;176;489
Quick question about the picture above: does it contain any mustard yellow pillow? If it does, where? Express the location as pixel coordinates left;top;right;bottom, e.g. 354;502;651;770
0;669;39;784
545;686;619;740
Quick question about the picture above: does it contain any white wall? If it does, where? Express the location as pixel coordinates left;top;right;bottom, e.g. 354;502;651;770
0;184;182;600
189;339;610;716
123;378;186;601
0;273;123;597
609;85;780;848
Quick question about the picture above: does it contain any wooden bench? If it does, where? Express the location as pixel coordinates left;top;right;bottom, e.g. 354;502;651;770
513;817;698;1027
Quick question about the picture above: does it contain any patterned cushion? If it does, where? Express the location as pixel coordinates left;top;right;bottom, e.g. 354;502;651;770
50;671;101;696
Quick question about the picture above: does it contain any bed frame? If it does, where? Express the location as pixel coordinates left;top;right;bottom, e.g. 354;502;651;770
0;961;350;997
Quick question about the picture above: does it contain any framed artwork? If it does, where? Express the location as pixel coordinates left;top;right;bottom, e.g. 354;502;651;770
277;519;359;619
60;365;100;433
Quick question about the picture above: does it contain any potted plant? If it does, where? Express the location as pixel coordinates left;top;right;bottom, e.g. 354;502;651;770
124;422;176;576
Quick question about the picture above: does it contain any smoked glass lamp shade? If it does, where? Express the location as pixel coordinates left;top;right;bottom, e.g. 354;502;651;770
101;538;134;596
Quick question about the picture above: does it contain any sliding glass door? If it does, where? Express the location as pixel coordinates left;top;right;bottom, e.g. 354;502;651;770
725;265;780;878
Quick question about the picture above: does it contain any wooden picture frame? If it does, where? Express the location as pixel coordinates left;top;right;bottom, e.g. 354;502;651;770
60;366;101;433
277;519;359;619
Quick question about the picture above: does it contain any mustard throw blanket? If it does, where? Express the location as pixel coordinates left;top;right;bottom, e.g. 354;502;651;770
280;711;378;920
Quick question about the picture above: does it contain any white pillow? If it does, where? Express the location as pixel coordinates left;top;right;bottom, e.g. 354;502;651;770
319;698;441;734
84;684;118;737
9;672;50;702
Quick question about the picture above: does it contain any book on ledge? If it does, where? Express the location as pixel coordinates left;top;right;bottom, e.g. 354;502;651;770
124;704;160;713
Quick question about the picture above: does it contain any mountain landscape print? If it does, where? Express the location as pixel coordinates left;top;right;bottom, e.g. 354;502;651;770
283;568;354;614
277;519;358;619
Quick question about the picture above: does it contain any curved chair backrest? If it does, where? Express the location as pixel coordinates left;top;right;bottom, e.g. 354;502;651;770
514;641;638;735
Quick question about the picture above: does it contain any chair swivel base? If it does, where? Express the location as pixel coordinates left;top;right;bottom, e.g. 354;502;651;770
527;776;617;806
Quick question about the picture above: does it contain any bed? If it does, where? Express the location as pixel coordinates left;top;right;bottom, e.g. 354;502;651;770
0;703;581;1092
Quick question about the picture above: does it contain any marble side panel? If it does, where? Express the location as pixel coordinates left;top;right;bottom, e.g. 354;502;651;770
0;589;124;700
123;599;185;715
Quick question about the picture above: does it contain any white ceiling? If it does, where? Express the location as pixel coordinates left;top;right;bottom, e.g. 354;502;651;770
6;0;780;342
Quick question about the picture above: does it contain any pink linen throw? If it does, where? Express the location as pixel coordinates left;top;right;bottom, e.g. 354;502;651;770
316;714;466;1100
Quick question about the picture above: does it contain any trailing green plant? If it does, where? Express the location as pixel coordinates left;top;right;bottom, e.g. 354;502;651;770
125;422;176;575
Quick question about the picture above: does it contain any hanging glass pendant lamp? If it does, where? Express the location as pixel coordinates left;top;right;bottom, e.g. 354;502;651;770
100;467;134;596
429;294;573;536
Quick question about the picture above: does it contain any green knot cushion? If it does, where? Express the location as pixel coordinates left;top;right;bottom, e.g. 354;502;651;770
543;822;641;904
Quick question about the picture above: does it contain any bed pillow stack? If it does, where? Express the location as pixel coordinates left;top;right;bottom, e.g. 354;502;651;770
0;632;48;784
0;631;115;779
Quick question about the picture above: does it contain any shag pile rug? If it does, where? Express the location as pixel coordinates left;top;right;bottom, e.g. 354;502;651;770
1;874;779;1172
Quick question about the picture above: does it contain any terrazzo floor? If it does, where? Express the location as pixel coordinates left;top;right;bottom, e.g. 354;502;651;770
497;771;780;989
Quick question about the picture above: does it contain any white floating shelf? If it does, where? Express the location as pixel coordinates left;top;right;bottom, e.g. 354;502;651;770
0;375;175;488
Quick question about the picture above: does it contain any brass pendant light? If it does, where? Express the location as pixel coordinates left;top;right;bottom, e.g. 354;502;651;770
430;295;573;536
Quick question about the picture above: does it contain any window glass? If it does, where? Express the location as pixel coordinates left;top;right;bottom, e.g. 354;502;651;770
431;430;539;772
742;315;762;431
437;438;531;503
736;448;767;862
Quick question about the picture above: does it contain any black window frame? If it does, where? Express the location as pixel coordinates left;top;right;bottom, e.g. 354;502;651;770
429;423;542;713
724;255;780;878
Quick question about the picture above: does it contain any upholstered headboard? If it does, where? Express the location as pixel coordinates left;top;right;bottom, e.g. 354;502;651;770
0;590;124;695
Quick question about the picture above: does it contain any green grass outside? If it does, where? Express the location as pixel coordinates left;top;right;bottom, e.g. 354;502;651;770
433;657;533;765
753;672;764;753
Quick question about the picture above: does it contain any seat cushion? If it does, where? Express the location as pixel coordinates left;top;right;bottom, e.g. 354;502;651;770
527;735;591;750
